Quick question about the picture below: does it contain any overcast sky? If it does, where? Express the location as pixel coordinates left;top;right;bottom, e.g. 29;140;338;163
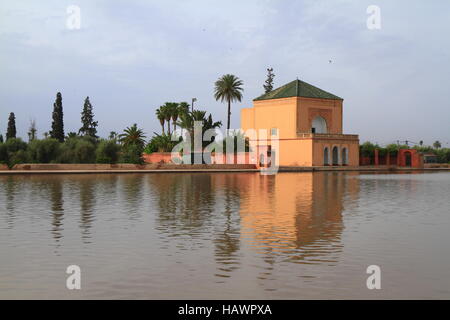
1;0;449;146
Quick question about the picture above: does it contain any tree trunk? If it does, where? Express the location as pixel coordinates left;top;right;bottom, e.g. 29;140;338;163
227;98;231;131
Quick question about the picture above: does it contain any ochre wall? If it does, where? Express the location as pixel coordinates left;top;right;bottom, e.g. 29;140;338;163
297;97;343;134
242;97;298;139
242;97;343;137
240;107;254;132
277;139;313;166
248;139;313;167
312;140;359;166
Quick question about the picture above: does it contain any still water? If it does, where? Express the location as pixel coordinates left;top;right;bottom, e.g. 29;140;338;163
1;172;450;299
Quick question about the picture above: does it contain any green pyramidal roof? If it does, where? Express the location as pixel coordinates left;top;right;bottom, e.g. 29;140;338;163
254;79;343;101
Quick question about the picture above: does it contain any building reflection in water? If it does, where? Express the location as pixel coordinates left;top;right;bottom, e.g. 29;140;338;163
237;172;359;267
149;172;359;280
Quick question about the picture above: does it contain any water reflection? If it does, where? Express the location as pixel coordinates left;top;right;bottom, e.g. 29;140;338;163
3;172;450;298
238;172;359;265
0;173;359;298
149;174;216;235
211;175;243;279
75;177;95;243
147;172;358;279
47;177;64;242
3;176;18;229
121;174;145;220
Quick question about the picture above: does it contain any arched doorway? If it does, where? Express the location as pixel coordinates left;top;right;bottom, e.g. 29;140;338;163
311;116;327;134
259;154;265;167
341;148;348;165
332;146;339;165
323;147;329;165
404;151;412;166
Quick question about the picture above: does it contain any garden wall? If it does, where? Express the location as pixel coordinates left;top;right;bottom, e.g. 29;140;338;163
143;152;256;165
1;163;257;171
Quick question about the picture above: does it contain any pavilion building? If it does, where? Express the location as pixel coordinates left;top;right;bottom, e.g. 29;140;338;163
241;79;359;167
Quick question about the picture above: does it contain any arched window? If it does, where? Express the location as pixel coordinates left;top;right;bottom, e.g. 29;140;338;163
332;146;339;165
312;116;327;134
324;147;329;165
341;148;348;165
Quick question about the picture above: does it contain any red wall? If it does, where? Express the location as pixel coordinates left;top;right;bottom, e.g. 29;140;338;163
143;152;174;164
359;149;424;168
143;152;256;165
397;149;424;168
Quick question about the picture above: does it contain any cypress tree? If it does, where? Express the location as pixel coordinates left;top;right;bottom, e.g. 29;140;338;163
263;68;275;93
50;92;65;142
79;96;98;138
6;112;17;140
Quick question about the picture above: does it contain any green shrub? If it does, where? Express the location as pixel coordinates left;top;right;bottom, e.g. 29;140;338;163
0;138;28;168
74;139;96;163
27;139;61;163
144;134;177;154
8;149;29;167
0;143;7;164
436;148;450;163
120;144;144;164
96;139;121;163
359;142;377;157
4;138;27;153
58;136;96;163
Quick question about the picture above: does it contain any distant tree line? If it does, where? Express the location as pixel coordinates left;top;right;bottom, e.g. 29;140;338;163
0;93;146;168
1;72;266;166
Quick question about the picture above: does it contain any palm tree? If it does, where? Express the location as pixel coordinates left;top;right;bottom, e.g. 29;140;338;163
176;110;222;148
155;108;165;135
66;132;78;139
433;140;442;149
161;104;173;135
167;102;180;132
119;124;146;147
178;102;190;118
109;131;118;140
214;74;244;130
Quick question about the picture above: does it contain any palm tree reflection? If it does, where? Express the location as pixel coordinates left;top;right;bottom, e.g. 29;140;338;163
149;173;216;236
212;174;242;279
